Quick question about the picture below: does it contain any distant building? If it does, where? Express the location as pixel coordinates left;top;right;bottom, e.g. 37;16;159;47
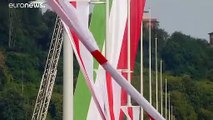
143;12;159;29
209;32;213;46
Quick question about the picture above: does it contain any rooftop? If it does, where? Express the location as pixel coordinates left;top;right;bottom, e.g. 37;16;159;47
208;32;213;35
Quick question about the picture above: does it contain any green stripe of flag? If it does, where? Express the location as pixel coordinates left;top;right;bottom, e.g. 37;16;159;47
74;4;106;120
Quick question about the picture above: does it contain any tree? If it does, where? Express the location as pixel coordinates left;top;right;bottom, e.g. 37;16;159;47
171;91;198;120
0;87;25;120
162;32;208;79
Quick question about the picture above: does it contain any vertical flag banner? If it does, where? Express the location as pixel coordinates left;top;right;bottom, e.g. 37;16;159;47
121;106;140;120
118;0;145;119
61;0;106;120
88;0;128;119
74;2;107;120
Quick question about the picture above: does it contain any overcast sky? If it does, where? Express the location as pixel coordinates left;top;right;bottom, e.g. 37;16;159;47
144;0;213;41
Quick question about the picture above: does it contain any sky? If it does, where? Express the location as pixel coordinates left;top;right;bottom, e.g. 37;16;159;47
145;0;213;41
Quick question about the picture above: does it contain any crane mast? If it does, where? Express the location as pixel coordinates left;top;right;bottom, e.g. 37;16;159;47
31;16;63;120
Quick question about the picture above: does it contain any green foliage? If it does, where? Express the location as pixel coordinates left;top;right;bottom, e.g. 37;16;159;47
6;52;42;82
199;108;213;120
0;85;25;120
161;32;209;79
48;93;63;120
0;1;9;47
196;81;213;111
162;74;213;120
0;2;63;119
136;26;213;119
170;91;197;120
0;50;12;88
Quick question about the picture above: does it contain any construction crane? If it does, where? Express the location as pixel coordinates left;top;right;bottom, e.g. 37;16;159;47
31;16;63;120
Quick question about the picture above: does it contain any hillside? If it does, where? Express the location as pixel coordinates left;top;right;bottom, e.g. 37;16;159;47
132;27;213;120
0;1;213;120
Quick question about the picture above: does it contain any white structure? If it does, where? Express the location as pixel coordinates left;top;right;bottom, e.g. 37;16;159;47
63;31;73;120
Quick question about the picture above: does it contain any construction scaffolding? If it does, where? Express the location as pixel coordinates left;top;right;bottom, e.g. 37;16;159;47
31;16;63;120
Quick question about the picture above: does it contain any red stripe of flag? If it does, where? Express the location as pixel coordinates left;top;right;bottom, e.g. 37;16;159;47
118;0;145;119
106;72;115;120
128;107;133;120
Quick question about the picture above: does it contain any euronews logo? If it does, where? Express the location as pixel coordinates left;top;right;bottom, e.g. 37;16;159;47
8;1;45;9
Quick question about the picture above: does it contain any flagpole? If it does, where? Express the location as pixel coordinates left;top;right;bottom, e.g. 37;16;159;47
127;0;131;107
148;7;152;105
63;31;73;120
165;78;168;120
171;105;173;120
140;15;144;120
155;36;158;111
169;94;171;120
105;0;109;57
160;60;163;115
